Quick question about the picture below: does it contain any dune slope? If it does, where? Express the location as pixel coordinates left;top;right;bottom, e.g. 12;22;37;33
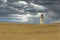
0;23;60;40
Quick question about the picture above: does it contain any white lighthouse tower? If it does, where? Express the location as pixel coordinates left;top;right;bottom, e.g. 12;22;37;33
40;14;44;24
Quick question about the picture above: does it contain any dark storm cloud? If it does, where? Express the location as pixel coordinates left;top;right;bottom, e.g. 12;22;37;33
46;6;60;22
44;2;60;22
0;0;47;16
34;0;59;5
0;0;60;23
32;0;60;22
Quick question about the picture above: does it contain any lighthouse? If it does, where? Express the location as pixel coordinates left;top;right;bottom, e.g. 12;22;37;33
40;14;44;24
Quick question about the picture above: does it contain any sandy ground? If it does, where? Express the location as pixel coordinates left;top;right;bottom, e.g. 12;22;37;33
0;23;60;40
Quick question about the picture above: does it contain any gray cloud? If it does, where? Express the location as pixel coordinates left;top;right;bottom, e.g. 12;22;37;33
0;0;47;15
45;4;60;23
0;0;60;24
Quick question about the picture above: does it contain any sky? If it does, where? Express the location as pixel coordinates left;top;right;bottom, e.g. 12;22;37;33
0;0;60;24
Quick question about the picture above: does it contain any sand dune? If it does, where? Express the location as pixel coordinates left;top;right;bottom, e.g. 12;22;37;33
0;23;60;40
